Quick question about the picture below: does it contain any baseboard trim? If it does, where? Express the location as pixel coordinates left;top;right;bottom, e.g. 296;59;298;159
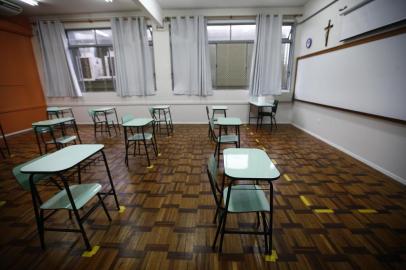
292;123;406;185
75;121;291;125
3;128;31;137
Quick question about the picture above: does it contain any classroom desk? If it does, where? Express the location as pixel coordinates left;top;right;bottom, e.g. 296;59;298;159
122;118;158;167
47;107;74;119
152;105;173;136
222;148;280;254
92;107;120;136
248;101;274;128
216;117;241;146
20;144;120;249
211;105;228;119
32;117;82;155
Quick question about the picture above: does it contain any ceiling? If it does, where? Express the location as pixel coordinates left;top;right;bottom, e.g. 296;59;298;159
10;0;309;16
10;0;140;16
156;0;309;9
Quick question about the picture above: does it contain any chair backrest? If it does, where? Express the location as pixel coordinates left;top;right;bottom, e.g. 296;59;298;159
209;118;217;140
12;156;50;191
148;108;156;120
272;100;279;113
207;155;221;207
122;114;135;124
88;108;96;122
205;106;211;121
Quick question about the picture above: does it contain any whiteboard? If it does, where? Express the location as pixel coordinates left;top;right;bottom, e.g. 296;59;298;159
294;32;406;121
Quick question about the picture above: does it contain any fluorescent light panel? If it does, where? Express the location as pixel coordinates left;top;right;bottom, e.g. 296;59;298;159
18;0;38;6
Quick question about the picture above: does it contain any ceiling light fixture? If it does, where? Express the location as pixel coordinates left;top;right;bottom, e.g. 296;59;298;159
18;0;38;6
105;0;114;3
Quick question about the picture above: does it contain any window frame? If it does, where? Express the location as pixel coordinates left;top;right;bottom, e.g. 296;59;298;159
281;22;296;92
66;26;157;93
207;21;256;90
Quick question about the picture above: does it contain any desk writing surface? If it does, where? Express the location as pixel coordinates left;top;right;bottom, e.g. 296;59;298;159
32;117;74;127
47;107;72;112
21;144;104;173
122;118;153;127
93;107;115;112
212;106;228;110
216;117;242;126
249;101;274;107
224;148;280;180
152;105;170;110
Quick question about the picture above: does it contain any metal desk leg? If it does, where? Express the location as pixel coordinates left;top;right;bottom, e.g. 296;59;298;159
124;126;129;166
73;120;82;143
142;126;151;167
34;128;43;155
100;150;120;210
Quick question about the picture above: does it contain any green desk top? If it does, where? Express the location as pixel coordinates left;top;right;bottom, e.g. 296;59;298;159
47;107;72;112
122;118;153;127
92;107;115;112
249;101;274;107
20;144;104;173
152;105;170;110
224;148;280;180
212;106;228;110
32;117;74;127
216;117;242;126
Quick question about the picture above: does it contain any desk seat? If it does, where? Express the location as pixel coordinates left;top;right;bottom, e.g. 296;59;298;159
224;185;270;213
128;133;153;141
46;135;77;145
41;183;102;210
217;134;238;143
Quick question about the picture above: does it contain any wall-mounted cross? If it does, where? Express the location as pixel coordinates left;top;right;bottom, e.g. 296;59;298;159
324;19;334;47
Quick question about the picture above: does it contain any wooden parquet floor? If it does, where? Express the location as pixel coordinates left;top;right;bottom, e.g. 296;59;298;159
0;124;405;270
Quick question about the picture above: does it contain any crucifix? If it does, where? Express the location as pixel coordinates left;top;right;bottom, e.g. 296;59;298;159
324;19;333;47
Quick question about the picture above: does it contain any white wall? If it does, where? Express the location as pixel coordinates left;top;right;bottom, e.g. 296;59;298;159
292;0;406;184
45;7;301;124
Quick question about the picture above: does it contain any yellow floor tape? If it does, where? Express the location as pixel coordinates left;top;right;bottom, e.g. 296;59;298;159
300;196;311;207
284;174;292;182
255;139;260;143
119;206;126;214
147;164;154;169
82;245;100;257
271;159;277;164
0;201;5;208
314;209;334;214
265;250;278;262
158;153;162;157
357;209;377;214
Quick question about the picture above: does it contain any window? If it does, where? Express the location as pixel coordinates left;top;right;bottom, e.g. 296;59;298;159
207;21;295;91
66;27;155;92
281;23;295;91
207;23;255;89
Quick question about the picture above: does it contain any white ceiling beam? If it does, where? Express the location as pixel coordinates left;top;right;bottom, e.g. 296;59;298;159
133;0;163;26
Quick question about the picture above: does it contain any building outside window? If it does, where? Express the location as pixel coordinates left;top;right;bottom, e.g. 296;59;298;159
66;27;155;92
207;21;295;91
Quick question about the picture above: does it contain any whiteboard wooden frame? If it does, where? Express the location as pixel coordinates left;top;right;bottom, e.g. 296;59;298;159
293;27;406;124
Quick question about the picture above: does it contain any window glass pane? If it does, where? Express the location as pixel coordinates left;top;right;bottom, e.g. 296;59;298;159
231;24;256;41
95;29;112;45
70;47;115;92
207;25;230;41
282;25;292;39
281;43;291;90
209;44;217;87
67;30;96;45
216;43;248;88
147;27;153;42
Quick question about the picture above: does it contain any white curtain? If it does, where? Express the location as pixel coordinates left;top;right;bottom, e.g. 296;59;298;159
111;17;155;96
35;20;81;97
170;16;212;96
249;14;282;97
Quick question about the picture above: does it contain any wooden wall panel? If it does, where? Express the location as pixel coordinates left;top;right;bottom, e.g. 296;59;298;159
0;17;46;134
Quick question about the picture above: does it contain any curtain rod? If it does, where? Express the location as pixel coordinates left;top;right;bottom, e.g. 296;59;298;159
164;14;301;20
